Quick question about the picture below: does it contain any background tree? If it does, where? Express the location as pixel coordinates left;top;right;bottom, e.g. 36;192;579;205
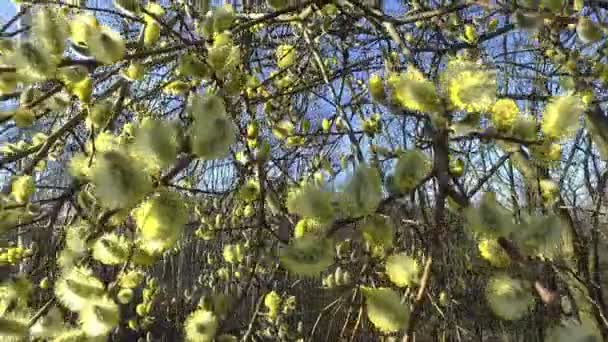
1;0;608;341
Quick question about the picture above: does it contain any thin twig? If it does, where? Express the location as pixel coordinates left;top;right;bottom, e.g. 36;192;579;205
403;257;433;342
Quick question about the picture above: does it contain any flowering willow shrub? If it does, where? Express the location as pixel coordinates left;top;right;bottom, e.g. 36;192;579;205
1;0;608;341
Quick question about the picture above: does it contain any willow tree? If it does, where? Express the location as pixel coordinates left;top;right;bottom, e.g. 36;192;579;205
1;0;608;341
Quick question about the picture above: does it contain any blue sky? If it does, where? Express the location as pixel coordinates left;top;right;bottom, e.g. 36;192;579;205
0;2;17;22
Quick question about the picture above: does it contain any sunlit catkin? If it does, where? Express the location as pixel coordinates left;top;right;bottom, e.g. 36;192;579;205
444;58;496;113
176;53;209;79
0;72;17;95
577;17;602;43
286;184;335;223
392;66;441;114
279;236;335;276
478;238;511;268
545;316;602;342
294;218;325;238
87;100;113;128
361;214;394;251
385;253;420;288
184;309;218;342
33;8;68;56
341;165;382;216
189;94;236;159
143;21;161;47
393;149;431;193
124;62;144;81
0;314;28;339
133;191;188;253
14;41;57;81
213;4;234;32
92;233;130;265
70;76;94;104
55;266;106;312
276;44;296;69
361;287;409;333
485;275;534;320
491;99;519;131
369;74;385;101
69;14;100;52
88;26;126;64
132;118;179;170
79;296;120;337
465;192;514;239
11;175;34;204
144;2;165;24
264;291;281;320
541;95;585;141
90;150;152;209
267;0;287;10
